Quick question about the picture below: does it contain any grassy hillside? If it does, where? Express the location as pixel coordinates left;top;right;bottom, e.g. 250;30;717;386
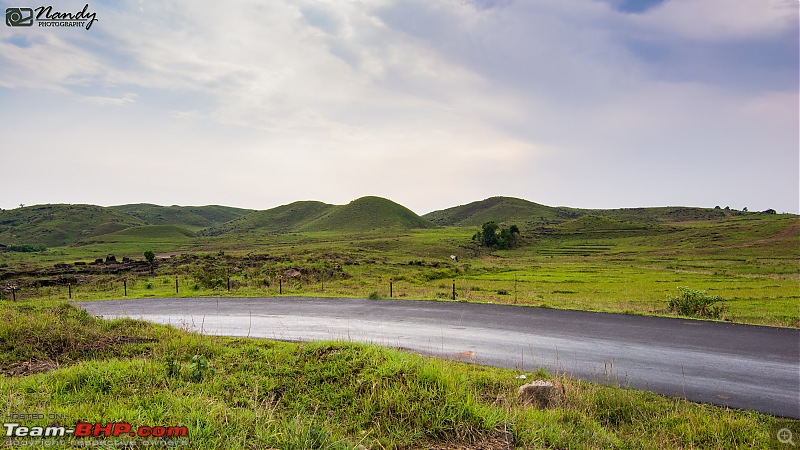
299;196;435;232
201;201;334;236
423;196;582;228
110;204;252;230
423;197;761;230
0;204;145;248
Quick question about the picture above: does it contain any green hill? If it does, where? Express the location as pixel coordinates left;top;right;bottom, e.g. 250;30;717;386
0;204;145;248
423;196;581;228
299;197;435;232
110;204;252;230
423;197;747;229
201;201;335;236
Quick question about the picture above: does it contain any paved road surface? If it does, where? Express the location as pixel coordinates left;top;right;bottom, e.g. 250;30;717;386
76;297;800;418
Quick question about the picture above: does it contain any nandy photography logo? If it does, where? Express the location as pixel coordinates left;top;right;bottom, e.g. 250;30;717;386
6;4;97;30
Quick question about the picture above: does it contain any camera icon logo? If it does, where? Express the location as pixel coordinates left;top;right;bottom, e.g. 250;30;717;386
6;8;34;27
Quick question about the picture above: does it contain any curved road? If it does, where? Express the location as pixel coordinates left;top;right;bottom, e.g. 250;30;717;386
76;297;800;418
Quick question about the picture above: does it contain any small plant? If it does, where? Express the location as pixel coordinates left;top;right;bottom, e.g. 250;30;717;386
144;250;156;273
667;287;727;319
164;358;179;378
189;354;213;382
367;291;381;300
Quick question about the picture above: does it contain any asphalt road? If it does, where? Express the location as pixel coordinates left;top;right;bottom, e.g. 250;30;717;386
76;297;800;418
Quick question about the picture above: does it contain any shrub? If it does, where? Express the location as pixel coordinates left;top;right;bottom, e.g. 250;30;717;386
667;287;727;319
7;244;46;253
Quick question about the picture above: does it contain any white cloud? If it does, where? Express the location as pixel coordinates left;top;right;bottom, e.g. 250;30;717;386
635;0;798;41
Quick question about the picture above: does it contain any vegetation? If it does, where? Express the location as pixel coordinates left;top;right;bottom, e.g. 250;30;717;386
474;221;521;249
667;287;728;319
0;301;797;449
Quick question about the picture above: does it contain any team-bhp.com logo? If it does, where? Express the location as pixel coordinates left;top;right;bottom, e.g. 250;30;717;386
4;422;188;438
6;4;97;30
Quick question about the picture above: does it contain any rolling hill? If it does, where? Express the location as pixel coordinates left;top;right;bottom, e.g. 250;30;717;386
422;196;582;227
298;196;434;232
0;204;145;247
0;196;783;249
110;204;252;230
203;197;435;235
422;197;750;229
201;201;335;236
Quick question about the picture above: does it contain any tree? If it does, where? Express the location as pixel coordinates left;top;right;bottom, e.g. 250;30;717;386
144;250;156;273
474;221;520;250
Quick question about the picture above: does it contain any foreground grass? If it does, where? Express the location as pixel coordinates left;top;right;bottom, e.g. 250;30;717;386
1;301;797;449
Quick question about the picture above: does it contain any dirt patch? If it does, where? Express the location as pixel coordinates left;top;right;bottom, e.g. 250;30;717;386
1;336;157;377
1;359;59;376
406;430;515;450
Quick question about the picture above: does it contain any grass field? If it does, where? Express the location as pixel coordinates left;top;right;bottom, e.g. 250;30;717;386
4;214;797;327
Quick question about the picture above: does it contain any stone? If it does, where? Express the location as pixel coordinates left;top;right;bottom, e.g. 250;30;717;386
283;269;302;278
105;254;117;264
518;379;565;408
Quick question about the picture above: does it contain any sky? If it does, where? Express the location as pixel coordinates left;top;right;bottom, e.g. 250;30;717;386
1;0;798;215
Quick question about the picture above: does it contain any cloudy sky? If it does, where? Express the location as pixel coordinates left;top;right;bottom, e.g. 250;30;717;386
1;0;797;214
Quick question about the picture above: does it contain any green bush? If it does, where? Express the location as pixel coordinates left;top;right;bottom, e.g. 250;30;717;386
7;244;47;252
667;287;727;319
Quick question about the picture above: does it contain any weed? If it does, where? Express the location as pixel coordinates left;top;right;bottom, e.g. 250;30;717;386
189;354;213;382
667;287;728;319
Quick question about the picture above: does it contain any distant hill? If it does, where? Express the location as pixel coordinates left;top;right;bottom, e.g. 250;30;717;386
423;197;748;229
201;201;334;236
110;204;252;230
205;197;435;235
0;204;145;247
422;197;581;227
299;196;434;232
0;197;778;249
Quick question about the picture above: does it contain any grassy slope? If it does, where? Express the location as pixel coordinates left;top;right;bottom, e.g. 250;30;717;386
1;301;796;449
201;201;335;236
299;196;435;232
0;204;145;247
422;196;752;229
110;204;253;230
423;196;582;227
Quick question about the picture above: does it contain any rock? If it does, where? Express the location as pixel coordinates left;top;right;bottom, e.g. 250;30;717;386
105;254;117;264
283;269;302;278
518;379;564;408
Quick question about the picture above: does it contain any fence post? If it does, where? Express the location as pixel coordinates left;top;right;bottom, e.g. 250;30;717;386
123;278;127;297
279;278;282;295
175;276;178;294
452;279;456;301
68;283;72;299
389;278;393;298
11;287;16;302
